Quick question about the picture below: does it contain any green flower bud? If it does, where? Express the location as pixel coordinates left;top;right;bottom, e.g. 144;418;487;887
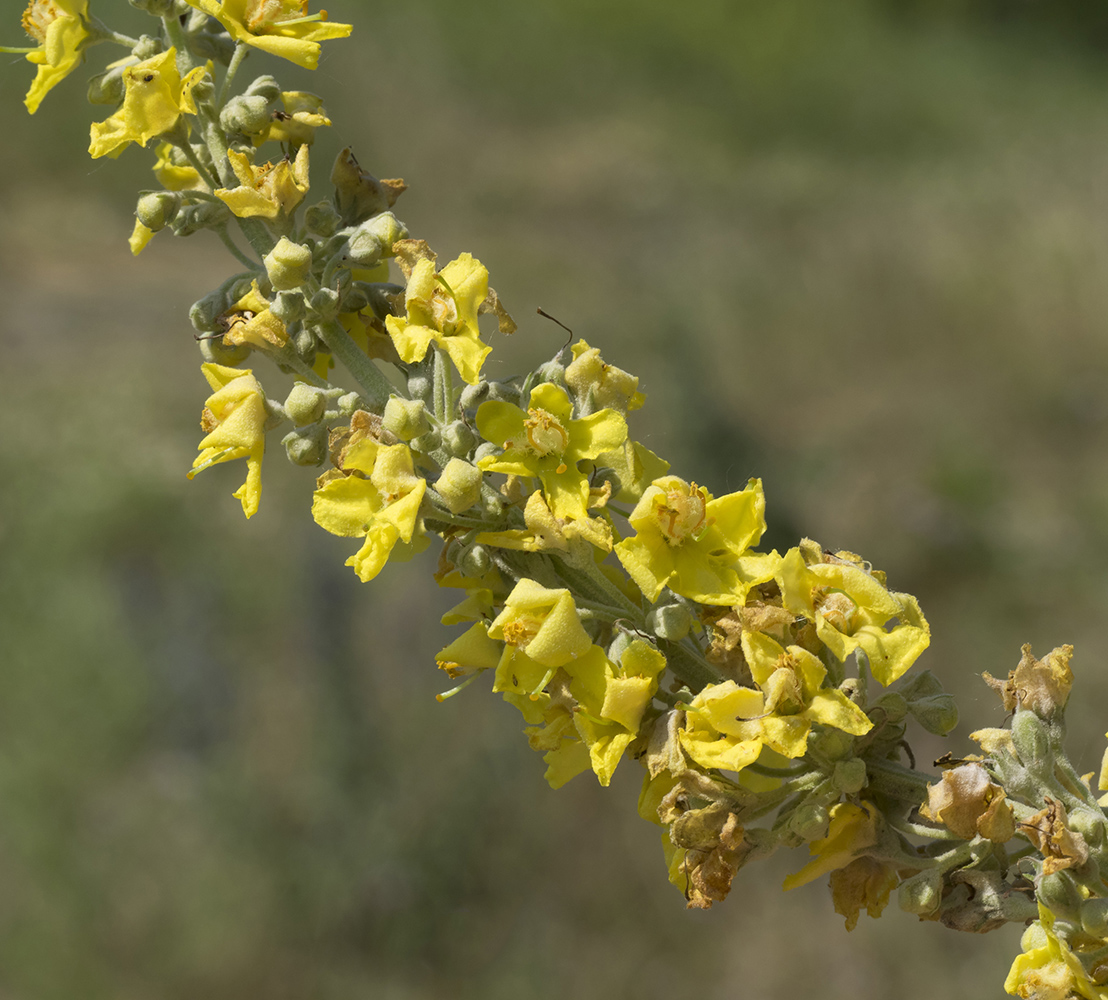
434;459;482;514
1038;872;1084;922
872;691;908;724
304;201;339;237
1082;898;1108;938
442;420;476;457
282;425;327;466
284;383;326;426
907;693;959;737
135;191;181;231
271;290;306;325
833;759;867;794
220;94;272;135
292;327;316;362
339;213;408;268
88;59;132;105
645;603;692;641
382;397;430;441
806;727;854;762
486;381;521;405
407;374;432;402
460;543;490;577
189;276;253;333
788;803;829;841
472;442;500;464
1011;709;1050;766
532;359;566;387
309;287;341;321
338;392;364;416
264;237;314;292
243;74;282;102
1067;806;1108;849
898;870;941;916
171;200;230;237
459;382;489;411
410;429;442;454
198;335;251;366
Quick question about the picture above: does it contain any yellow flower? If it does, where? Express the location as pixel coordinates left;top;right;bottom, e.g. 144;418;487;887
214;145;310;218
778;541;930;686
220;280;289;348
1005;905;1106;1000
311;440;427;582
187;364;268;518
475;490;613;554
182;0;352;70
565;339;645;413
678;681;766;773
614;476;779;605
252;90;330;146
476;383;628;520
783;802;879;890
89;49;207;159
19;0;92;114
738;630;873;758
487;578;592;668
385;254;492;385
152;141;204;191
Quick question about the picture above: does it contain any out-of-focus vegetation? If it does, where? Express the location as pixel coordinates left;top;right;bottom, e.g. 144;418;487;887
3;0;1108;996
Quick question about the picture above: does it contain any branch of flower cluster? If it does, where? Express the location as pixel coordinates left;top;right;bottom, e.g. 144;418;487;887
11;1;1108;995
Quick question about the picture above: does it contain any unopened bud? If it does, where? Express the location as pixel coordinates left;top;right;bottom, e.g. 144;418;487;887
135;191;181;231
282;425;327;466
198;336;250;366
309;286;341;321
473;442;499;464
284;383;326;425
788;803;829;841
271;290;305;325
1083;898;1108;938
459;543;490;577
833;759;867;794
264;237;313;291
442;420;476;457
88;60;131;104
908;693;959;737
410;429;441;454
337;392;363;416
407;373;432;402
872;691;908;724
459;382;489;411
486;381;521;405
339;213;408;268
645;603;691;641
220;93;272;135
531;359;566;387
305;200;340;236
243;74;282;102
171;200;230;236
898;870;941;916
434;459;483;515
382;397;430;441
1039;873;1084;922
292;327;316;361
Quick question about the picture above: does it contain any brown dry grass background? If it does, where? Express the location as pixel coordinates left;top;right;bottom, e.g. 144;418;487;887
4;1;1108;996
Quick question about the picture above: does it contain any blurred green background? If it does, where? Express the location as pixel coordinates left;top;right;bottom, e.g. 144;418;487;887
4;0;1108;995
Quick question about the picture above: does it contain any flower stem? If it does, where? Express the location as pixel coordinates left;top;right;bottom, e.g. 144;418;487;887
312;318;392;410
219;43;248;107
